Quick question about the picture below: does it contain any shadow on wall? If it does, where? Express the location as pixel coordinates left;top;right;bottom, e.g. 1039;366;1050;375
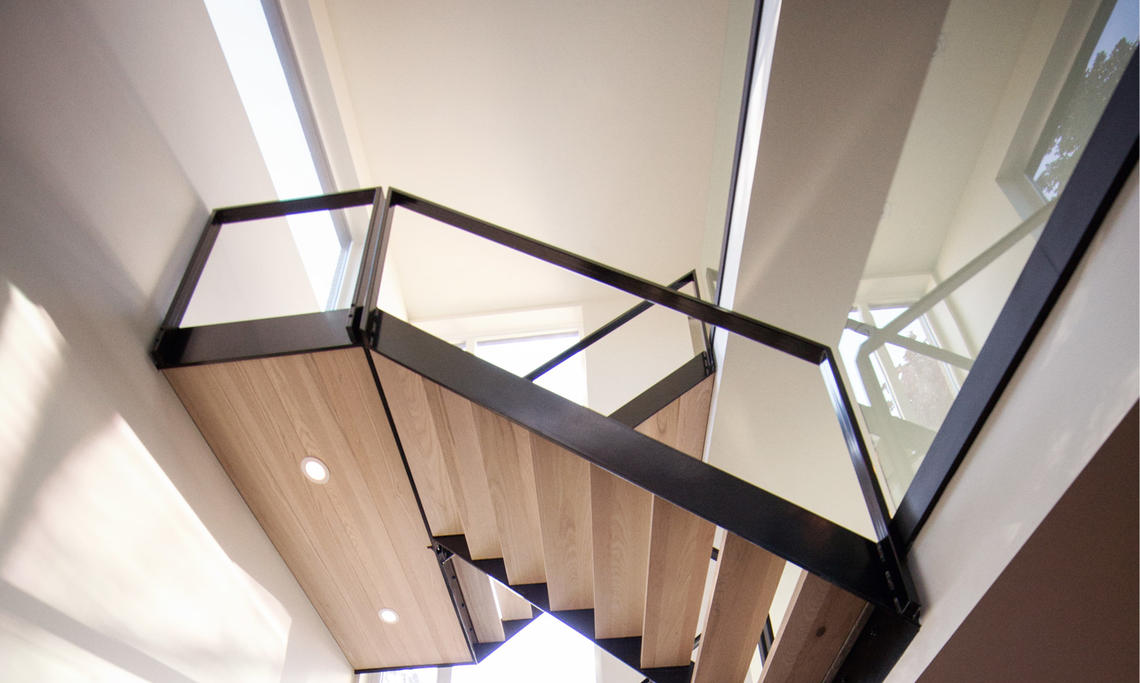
0;1;349;681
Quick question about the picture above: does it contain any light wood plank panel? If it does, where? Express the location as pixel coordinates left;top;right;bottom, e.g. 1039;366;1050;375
757;572;869;683
692;533;785;683
591;466;652;638
531;435;593;610
593;376;715;639
372;354;463;535
453;558;505;643
636;375;714;459
641;498;716;668
164;349;471;669
472;406;547;584
492;582;534;621
640;375;716;668
426;378;502;559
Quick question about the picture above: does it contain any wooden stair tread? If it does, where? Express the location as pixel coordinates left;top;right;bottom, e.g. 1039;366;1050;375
692;533;785;683
641;498;716;668
374;352;502;558
591;465;653;638
371;354;463;535
757;572;869;683
431;383;505;560
531;435;594;610
471;403;547;584
636;375;716;668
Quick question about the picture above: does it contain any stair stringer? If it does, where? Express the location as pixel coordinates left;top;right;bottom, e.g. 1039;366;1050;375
368;309;898;615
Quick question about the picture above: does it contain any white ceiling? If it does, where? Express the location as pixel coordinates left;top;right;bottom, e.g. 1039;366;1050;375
862;0;1044;279
308;0;749;318
708;0;953;538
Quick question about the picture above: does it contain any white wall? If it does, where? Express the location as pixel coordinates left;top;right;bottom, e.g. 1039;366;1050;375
0;1;351;680
582;296;699;416
888;171;1139;680
933;0;1074;352
706;0;951;539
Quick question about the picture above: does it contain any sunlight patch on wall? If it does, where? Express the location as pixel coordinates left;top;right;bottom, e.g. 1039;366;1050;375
0;282;64;506
0;610;150;683
0;414;292;683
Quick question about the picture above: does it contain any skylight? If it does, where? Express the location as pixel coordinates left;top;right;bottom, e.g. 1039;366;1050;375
203;0;344;307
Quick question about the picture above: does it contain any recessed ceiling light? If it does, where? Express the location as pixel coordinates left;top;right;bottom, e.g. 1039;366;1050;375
378;608;399;624
300;457;329;483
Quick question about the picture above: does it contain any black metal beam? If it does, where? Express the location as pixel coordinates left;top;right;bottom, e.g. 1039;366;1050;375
524;270;697;381
608;354;713;428
212;187;378;224
378;313;901;611
387;189;827;364
831;606;919;682
891;52;1139;548
437;555;480;661
757;617;774;664
158;189;380;332
715;0;766;307
350;189;388;314
151;309;358;368
160;212;221;330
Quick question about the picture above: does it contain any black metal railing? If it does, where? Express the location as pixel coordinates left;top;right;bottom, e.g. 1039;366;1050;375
152;184;918;617
523;270;708;383
362;187;917;617
151;52;1138;683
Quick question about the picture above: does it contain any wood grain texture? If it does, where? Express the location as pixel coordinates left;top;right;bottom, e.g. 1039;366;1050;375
492;582;534;621
164;349;471;669
641;498;716;668
640;375;716;668
372;354;463;535
531;435;593;610
453;558;505;643
635;375;714;458
757;572;869;683
692;533;785;683
426;376;503;559
472;405;547;584
591;466;652;638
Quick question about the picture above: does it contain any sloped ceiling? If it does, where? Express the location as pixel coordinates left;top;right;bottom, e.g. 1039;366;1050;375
310;0;748;318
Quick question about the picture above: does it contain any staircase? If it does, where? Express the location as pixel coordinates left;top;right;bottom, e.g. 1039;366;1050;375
153;188;919;682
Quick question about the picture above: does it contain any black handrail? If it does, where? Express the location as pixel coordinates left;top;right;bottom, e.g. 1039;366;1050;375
373;187;915;616
153;184;918;616
524;270;699;381
158;187;382;332
387;190;828;364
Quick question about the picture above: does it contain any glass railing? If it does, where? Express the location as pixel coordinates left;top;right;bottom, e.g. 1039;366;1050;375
366;190;907;611
175;191;377;328
376;198;709;416
838;0;1137;508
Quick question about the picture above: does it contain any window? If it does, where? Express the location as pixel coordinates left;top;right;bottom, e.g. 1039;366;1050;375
412;307;588;406
999;0;1138;216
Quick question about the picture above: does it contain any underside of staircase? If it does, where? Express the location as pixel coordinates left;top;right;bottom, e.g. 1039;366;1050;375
152;189;920;682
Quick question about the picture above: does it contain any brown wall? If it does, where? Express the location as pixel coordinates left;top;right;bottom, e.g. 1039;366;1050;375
919;402;1139;682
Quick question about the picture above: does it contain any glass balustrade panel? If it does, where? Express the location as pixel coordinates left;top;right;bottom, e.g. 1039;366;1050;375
181;205;369;327
839;0;1137;509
